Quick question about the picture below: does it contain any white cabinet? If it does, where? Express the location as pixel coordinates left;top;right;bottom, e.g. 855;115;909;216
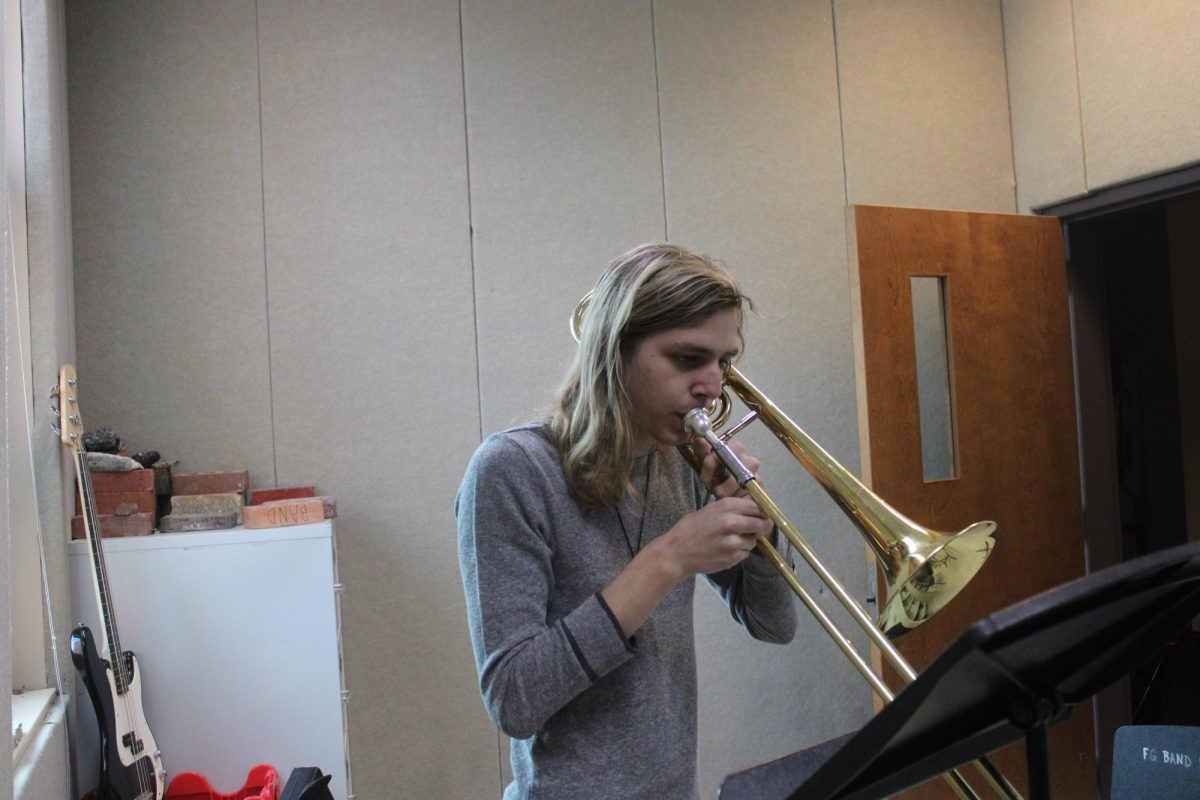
69;521;352;798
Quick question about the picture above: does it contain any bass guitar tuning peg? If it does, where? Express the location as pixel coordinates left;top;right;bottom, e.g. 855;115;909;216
48;393;62;435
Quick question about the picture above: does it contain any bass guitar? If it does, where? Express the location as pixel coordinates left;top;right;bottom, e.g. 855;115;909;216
55;365;166;800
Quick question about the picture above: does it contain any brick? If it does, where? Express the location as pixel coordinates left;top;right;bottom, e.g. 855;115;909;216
88;469;154;493
243;499;325;529
72;512;155;540
159;512;238;533
249;486;316;505
170;492;244;524
78;490;156;517
171;470;249;496
266;495;336;519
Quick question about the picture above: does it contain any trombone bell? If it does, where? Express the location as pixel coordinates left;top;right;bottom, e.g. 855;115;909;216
719;366;997;638
876;519;997;637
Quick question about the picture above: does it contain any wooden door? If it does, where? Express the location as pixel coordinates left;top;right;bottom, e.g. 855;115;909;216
847;205;1097;799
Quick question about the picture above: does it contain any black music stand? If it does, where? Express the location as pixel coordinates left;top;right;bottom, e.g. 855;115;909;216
720;541;1200;800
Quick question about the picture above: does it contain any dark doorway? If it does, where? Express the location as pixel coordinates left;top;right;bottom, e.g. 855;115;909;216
1072;199;1198;725
1043;170;1200;795
1077;203;1190;561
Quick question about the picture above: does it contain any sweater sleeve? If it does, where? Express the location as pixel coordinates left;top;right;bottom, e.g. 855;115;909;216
456;433;636;740
705;543;798;644
695;474;798;645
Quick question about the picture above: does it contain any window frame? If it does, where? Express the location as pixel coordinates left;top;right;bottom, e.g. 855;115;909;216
6;0;56;759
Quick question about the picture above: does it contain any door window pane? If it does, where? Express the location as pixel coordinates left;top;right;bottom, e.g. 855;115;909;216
911;276;958;481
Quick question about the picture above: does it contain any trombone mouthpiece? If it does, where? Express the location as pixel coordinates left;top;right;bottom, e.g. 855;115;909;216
683;408;713;439
684;407;755;487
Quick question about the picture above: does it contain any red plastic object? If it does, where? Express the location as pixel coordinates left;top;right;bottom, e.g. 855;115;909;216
164;765;280;800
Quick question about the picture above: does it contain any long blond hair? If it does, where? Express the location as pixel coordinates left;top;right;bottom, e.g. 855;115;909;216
550;243;750;507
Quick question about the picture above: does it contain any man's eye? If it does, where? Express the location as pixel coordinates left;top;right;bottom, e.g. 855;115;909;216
676;355;700;368
718;358;732;372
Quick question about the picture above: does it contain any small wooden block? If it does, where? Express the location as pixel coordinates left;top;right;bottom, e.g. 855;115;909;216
171;470;249;496
243;499;325;529
249;486;316;505
159;512;239;533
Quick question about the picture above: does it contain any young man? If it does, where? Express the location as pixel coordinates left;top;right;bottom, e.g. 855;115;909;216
457;243;797;799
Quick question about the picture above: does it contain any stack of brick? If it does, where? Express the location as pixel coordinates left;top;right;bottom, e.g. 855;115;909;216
160;470;249;533
72;468;156;539
244;485;337;529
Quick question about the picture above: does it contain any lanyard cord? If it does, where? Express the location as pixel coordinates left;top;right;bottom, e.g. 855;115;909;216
614;453;653;559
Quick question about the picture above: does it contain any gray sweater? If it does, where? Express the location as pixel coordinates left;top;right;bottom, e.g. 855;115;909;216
457;424;797;799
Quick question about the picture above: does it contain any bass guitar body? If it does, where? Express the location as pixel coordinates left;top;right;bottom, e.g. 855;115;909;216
72;625;164;800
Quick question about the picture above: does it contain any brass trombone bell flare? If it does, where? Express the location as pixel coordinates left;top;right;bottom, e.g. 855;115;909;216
720;366;999;637
878;519;998;637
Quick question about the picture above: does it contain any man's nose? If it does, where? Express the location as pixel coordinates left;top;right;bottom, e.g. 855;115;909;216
694;364;724;402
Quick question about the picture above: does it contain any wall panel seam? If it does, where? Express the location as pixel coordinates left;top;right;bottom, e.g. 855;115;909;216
459;1;485;450
830;0;850;206
254;0;278;486
998;0;1018;213
650;0;668;241
1068;0;1089;189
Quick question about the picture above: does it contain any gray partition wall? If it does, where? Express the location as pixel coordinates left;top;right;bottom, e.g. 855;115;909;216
255;3;489;792
66;4;872;796
58;1;1200;798
66;2;494;796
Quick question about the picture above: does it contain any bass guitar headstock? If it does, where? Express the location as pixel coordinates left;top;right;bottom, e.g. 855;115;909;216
50;364;85;452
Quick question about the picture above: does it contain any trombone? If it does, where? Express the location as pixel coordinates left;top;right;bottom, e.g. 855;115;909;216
571;297;1021;800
